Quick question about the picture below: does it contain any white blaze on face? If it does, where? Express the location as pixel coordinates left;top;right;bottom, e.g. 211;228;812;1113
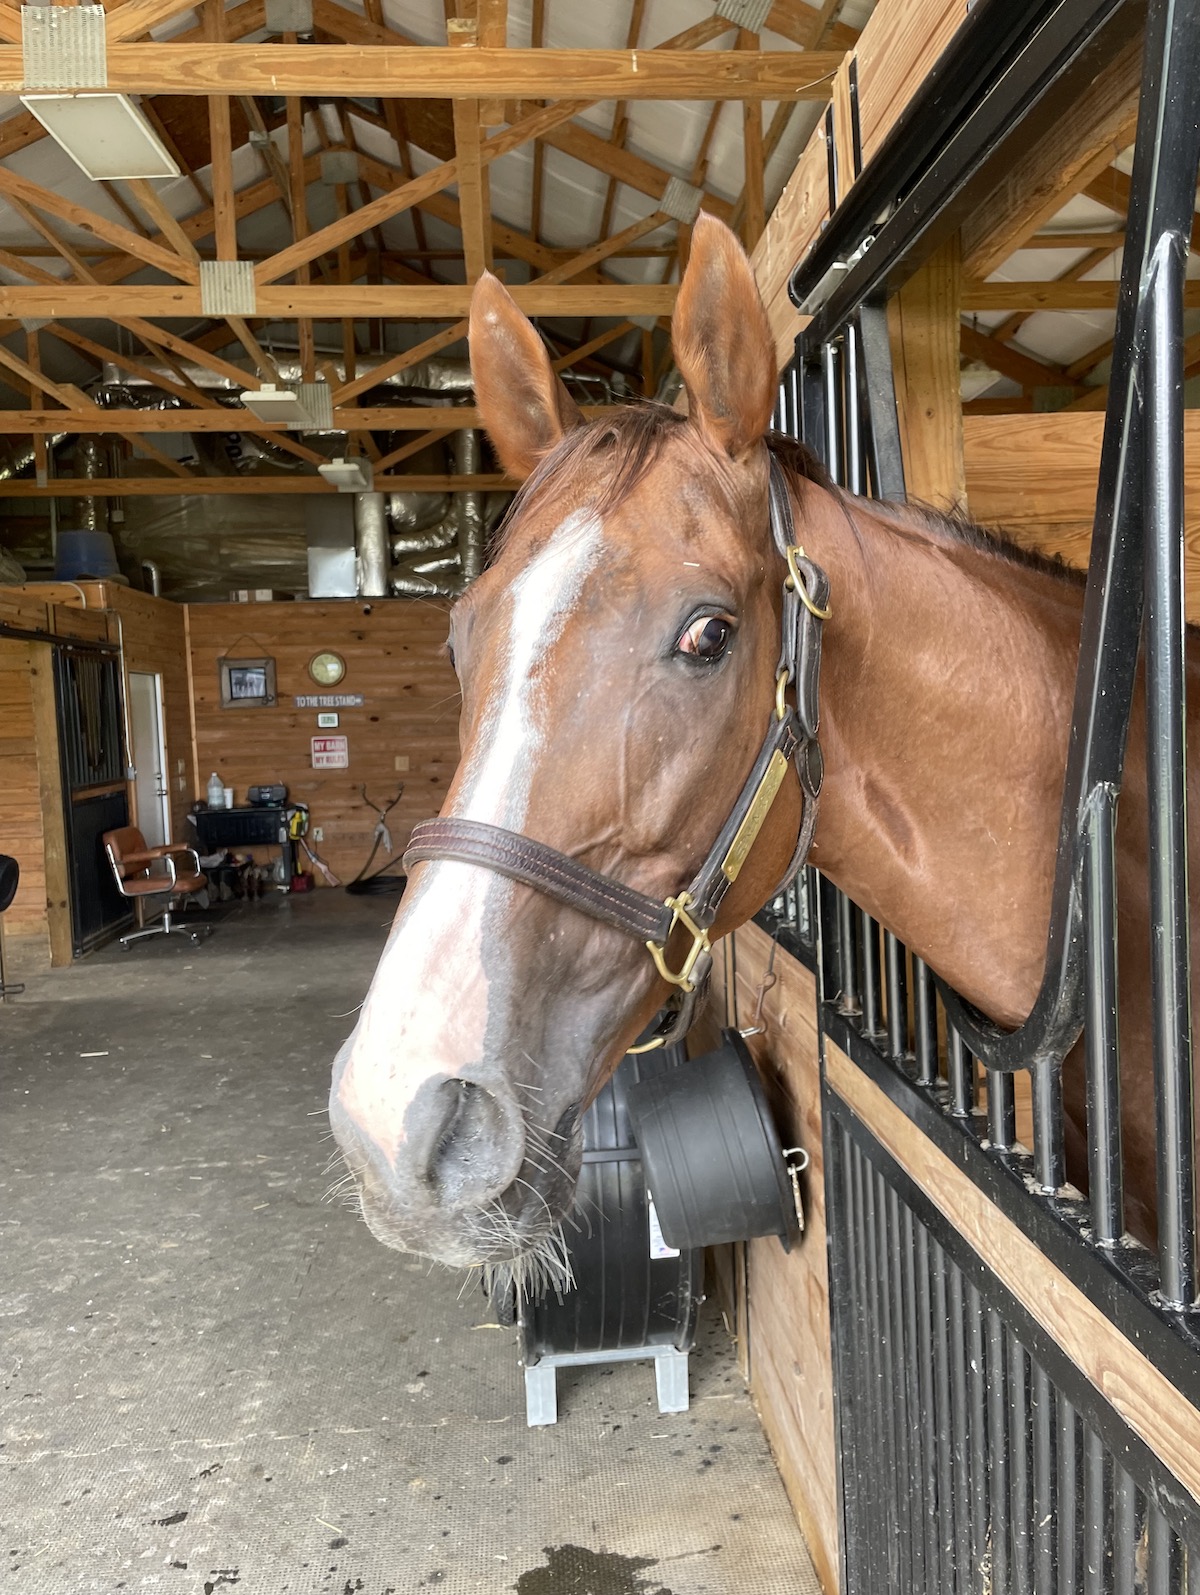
337;511;603;1156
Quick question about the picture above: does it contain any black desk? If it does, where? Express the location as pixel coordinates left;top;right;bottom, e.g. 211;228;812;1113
192;805;294;878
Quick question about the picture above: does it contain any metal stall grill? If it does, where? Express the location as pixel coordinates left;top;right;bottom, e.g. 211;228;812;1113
759;0;1200;1588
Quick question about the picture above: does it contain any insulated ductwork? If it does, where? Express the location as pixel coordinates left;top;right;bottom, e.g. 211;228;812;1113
354;492;389;598
75;436;105;535
95;354;478;402
387;428;490;599
0;434;68;482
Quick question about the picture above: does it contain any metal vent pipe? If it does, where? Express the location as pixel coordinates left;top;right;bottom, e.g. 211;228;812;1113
354;492;389;598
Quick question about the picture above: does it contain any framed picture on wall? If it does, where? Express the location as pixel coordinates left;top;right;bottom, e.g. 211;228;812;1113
219;656;277;709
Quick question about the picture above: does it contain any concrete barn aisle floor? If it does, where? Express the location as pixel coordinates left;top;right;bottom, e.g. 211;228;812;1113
2;891;821;1595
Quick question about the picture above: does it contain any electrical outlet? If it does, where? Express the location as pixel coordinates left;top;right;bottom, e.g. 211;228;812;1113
394;755;410;772
313;827;324;842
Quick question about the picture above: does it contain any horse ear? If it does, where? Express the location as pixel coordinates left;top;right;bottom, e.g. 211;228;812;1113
672;214;777;460
469;272;584;481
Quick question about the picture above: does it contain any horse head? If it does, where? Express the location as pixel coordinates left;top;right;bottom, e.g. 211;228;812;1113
328;216;821;1272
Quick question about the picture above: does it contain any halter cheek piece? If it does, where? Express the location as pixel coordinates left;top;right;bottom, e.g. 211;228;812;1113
403;454;830;1051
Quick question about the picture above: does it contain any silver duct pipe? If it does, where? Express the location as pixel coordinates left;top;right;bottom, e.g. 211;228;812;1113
0;433;68;484
95;354;478;399
389;519;458;562
354;492;389;598
141;559;162;596
387;488;451;542
75;437;105;535
455;427;485;586
386;428;492;599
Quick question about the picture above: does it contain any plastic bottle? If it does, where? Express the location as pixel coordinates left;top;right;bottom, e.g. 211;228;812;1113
207;772;224;807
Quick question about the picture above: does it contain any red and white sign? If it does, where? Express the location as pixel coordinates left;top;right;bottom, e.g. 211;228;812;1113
311;734;349;769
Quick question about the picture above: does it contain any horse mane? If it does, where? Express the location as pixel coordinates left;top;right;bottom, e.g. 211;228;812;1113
489;402;1085;592
770;427;1087;589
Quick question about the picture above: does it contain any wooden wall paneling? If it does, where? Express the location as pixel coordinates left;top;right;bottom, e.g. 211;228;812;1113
29;640;70;966
186;600;461;882
963;412;1200;625
0;638;51;976
716;921;838;1594
0;587;53;635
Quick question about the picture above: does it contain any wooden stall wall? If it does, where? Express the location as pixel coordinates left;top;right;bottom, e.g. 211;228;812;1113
0;635;69;978
712;924;837;1593
186;600;460;883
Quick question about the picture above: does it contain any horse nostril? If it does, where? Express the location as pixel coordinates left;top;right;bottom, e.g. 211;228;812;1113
417;1076;524;1209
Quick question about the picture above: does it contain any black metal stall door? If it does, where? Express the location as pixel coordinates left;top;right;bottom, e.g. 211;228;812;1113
54;642;131;953
763;0;1200;1587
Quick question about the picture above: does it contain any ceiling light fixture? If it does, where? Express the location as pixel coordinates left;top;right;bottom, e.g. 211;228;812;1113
21;92;181;182
239;384;317;424
318;457;374;493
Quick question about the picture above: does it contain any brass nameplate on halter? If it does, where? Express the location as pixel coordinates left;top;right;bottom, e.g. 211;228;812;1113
720;749;790;883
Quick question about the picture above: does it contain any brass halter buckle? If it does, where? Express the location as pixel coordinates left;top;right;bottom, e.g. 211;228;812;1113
645;891;711;992
784;544;833;620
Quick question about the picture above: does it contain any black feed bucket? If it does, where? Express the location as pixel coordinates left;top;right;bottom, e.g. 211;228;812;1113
626;1029;799;1252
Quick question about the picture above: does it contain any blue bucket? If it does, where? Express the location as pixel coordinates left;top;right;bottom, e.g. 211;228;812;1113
55;529;121;581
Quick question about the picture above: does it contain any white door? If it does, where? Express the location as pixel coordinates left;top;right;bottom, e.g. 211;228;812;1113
128;671;170;850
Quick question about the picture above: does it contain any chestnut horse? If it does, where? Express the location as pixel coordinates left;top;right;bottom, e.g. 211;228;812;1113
329;214;1198;1272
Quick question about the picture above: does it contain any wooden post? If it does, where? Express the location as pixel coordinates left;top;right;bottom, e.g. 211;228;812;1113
287;92;315;383
30;641;72;968
207;0;236;261
740;31;764;249
889;234;967;510
449;18;493;278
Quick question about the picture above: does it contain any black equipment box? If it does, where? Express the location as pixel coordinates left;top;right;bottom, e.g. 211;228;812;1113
247;783;287;807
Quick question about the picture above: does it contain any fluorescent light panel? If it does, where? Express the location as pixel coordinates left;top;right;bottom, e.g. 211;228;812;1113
240;384;315;423
318;457;374;493
21;92;180;181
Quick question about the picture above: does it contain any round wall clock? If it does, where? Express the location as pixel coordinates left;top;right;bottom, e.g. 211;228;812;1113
308;650;346;687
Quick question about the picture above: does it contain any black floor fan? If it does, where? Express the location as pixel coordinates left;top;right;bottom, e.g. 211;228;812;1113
0;854;25;999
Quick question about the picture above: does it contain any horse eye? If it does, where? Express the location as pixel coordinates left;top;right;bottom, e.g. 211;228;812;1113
677;615;733;661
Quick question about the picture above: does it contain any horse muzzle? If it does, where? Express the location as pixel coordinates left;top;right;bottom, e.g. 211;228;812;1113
328;1064;583;1266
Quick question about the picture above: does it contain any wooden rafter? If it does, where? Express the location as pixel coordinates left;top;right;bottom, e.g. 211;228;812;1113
0;44;844;98
0;474;513;496
0;167;198;284
961;281;1196;312
0;282;681;320
959;323;1081;393
0;402;626;435
0;6;860;498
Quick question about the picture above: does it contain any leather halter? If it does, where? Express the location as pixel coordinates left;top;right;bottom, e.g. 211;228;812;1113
403;453;830;1049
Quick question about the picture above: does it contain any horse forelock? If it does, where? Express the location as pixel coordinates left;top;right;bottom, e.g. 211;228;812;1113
489;403;831;563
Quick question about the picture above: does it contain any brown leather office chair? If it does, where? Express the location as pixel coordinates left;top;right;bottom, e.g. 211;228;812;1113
102;826;214;949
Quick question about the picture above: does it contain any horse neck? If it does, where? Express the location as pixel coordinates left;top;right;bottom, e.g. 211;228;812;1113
797;484;1083;1023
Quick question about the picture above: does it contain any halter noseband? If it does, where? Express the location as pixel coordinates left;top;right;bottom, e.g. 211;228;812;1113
403;454;830;1050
